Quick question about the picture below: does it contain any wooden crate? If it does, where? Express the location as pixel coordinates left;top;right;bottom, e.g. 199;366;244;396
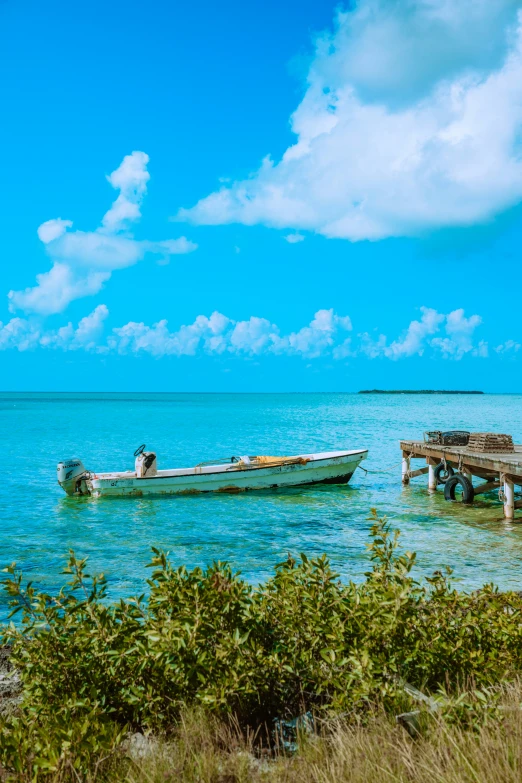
468;433;514;453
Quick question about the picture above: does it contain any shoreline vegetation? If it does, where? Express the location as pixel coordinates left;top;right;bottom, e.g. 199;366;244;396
1;512;522;781
358;389;484;395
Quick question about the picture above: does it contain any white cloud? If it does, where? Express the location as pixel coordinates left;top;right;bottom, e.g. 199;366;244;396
0;305;109;352
272;309;352;358
9;151;197;315
316;0;520;106
102;151;150;232
47;304;109;352
0;318;41;352
106;308;352;359
496;339;521;353
284;233;305;244
431;309;485;358
37;218;73;244
70;304;109;348
359;333;388;359
8;263;111;316
386;307;444;359
473;340;489;358
229;317;278;354
107;312;232;357
361;306;486;360
177;1;522;241
0;303;514;363
332;338;354;360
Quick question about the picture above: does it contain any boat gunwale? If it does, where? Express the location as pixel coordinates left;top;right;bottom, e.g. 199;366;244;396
91;449;368;483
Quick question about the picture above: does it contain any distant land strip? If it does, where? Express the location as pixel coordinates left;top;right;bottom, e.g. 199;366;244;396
358;389;484;395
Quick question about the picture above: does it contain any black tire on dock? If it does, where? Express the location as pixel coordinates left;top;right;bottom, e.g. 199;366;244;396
444;474;475;504
434;462;455;484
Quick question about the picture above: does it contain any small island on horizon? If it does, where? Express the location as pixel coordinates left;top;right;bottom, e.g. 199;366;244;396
358;389;484;395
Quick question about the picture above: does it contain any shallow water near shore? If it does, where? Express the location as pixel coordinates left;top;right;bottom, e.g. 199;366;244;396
1;391;522;619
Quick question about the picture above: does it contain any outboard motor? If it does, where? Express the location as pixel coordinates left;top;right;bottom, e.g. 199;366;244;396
134;444;157;478
57;458;87;496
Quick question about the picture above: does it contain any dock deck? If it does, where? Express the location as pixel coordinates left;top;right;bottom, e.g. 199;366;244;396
400;439;522;519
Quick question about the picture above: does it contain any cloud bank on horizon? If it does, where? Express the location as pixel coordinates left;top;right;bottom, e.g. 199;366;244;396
177;0;522;241
1;304;518;361
9;152;197;316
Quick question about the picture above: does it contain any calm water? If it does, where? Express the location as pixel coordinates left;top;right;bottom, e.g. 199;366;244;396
1;392;522;619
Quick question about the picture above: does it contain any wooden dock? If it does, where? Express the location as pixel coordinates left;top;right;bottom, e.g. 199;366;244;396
400;439;522;519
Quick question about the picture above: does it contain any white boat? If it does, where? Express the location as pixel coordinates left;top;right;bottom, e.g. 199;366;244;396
57;445;368;498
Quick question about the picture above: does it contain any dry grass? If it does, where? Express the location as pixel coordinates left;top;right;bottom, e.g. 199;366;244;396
121;683;522;783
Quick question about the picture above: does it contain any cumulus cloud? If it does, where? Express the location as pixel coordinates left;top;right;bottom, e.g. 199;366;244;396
272;309;352;358
385;307;444;359
40;304;110;351
107;312;233;357
496;339;521;353
177;0;522;241
0;303;514;363
0;318;42;352
284;233;305;244
228;317;278;355
105;306;493;361
8;263;111;317
37;218;73;244
107;308;352;359
361;307;486;360
0;305;109;352
9;151;197;315
102;151;150;232
431;309;486;358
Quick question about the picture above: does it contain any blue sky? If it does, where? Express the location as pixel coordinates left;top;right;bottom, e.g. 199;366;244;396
1;0;521;391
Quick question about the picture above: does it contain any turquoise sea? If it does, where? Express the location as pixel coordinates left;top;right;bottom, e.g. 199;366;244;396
1;392;522;619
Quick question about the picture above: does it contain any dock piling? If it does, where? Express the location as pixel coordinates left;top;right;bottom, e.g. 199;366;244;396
402;453;410;485
503;476;515;519
399;438;522;518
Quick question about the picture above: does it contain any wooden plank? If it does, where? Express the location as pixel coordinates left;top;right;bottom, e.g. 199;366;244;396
407;466;429;479
473;480;500;496
399;440;522;481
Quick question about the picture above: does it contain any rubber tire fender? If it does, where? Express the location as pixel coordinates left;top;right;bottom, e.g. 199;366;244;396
433;462;455;485
444;473;475;504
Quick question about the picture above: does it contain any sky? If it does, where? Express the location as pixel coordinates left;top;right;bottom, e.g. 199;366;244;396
0;0;521;392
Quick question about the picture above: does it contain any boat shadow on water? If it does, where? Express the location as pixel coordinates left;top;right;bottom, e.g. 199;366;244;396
54;480;364;516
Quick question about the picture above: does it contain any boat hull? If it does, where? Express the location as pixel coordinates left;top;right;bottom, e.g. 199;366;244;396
86;450;367;498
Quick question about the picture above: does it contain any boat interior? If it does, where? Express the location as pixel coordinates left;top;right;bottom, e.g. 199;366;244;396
93;450;367;481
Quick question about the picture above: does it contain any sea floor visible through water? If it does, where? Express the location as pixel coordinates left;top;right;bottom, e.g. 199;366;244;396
1;392;522;619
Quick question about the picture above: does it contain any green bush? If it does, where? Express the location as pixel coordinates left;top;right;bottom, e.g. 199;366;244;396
1;511;522;779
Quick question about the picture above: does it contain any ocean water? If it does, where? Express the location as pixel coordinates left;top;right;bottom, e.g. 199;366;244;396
1;392;522;619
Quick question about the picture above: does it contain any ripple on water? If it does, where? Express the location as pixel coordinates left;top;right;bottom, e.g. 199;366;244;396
1;392;522;619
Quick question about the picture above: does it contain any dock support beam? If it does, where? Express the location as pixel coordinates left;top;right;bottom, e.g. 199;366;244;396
503;476;515;520
427;457;438;491
402;453;410;485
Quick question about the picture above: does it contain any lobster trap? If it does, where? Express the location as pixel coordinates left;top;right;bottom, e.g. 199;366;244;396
423;430;470;447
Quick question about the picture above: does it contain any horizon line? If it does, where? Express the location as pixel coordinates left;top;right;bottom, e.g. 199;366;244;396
0;390;519;395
